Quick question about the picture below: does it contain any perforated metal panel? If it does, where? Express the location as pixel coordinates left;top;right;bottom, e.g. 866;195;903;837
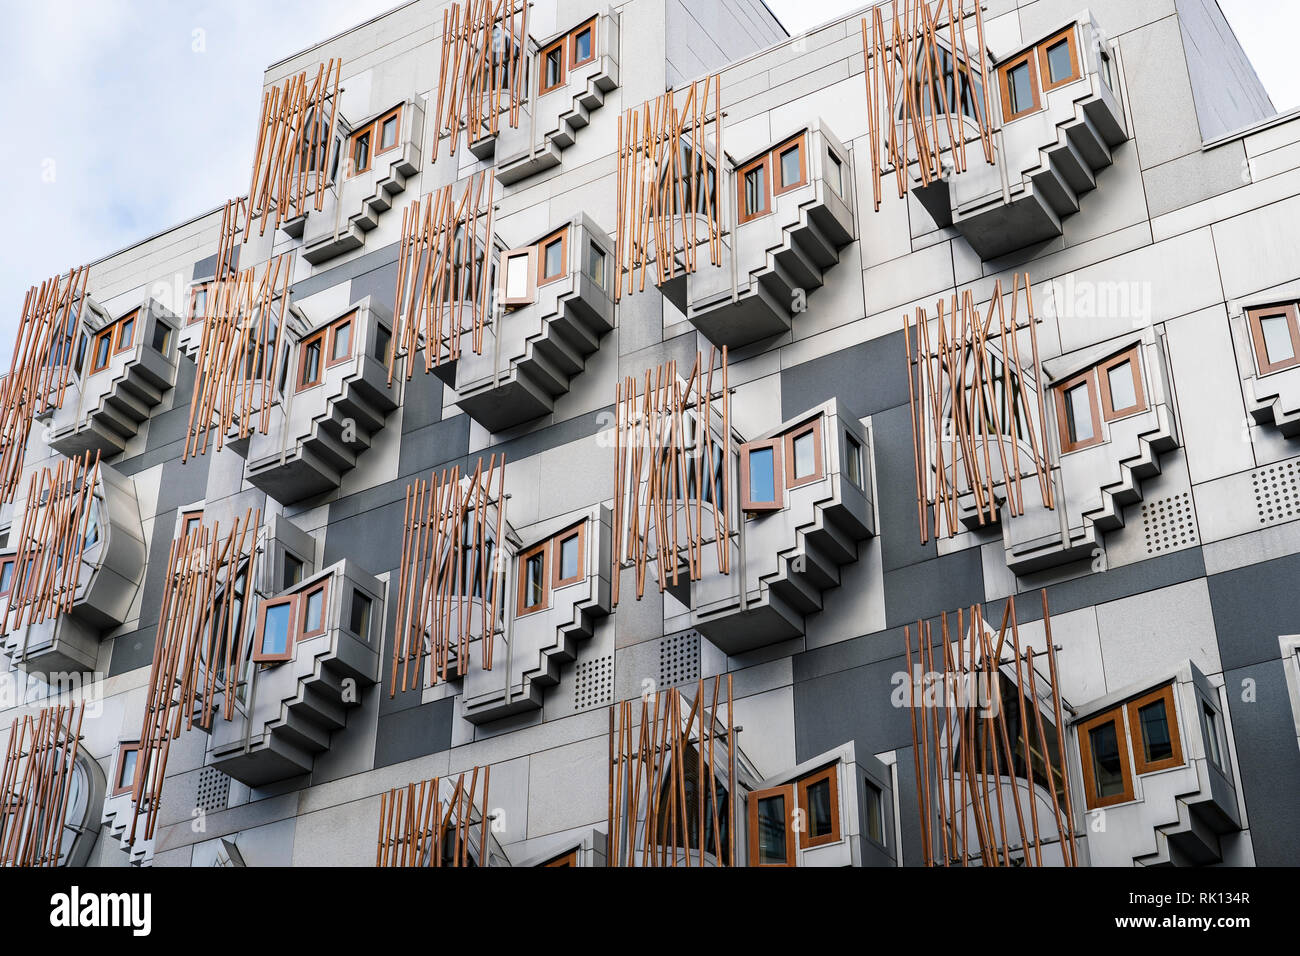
573;654;612;712
196;766;231;813
658;631;700;688
1253;461;1300;525
1141;492;1197;554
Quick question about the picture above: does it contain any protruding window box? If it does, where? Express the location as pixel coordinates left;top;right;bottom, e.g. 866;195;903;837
681;400;875;655
912;16;1128;259
1073;662;1243;867
41;297;180;460
1236;299;1300;436
458;505;612;724
490;13;620;184
1000;330;1179;574
243;297;399;505
205;558;383;787
447;214;615;432
295;99;424;265
0;464;146;675
671;122;855;349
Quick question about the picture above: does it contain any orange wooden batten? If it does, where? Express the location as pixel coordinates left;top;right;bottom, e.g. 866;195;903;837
0;702;85;867
904;591;1078;867
430;0;527;161
860;0;996;213
904;273;1055;544
389;170;496;383
183;253;293;461
390;454;507;694
127;509;262;846
0;450;102;647
244;58;342;239
376;765;492;866
0;265;90;503
614;75;723;300
607;675;736;867
612;348;730;606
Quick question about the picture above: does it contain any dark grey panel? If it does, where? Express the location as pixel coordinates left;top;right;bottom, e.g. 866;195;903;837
1208;551;1300;671
883;547;984;629
290;241;400;302
106;625;157;678
155;455;214;517
779;329;909;422
399;368;446;435
870;402;939;572
397;412;472;478
374;697;455;768
350;260;400;313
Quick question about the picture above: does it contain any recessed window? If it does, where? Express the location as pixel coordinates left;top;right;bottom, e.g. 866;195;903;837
180;510;203;539
1038;28;1081;90
0;557;14;597
999;53;1040;121
738;157;769;223
349;589;372;641
845;432;864;489
517;541;549;615
827;149;844;196
378;109;400;153
570;20;595;67
740;439;782;512
1247;304;1300;375
1099;50;1115;91
540;40;566;94
538;228;568;285
796;765;841;848
864;778;884;845
585;242;605;288
352;129;371;174
784;418;823;489
372;324;392;365
114;310;137;355
150;321;171;356
188;283;210;326
552;523;585;588
748;784;795;867
254;596;297;663
1201;703;1223;771
1126;684;1183;775
282;553;304;590
774;136;807;194
298;330;325;390
301;581;327;638
112;743;141;797
327;314;354;367
91;329;113;373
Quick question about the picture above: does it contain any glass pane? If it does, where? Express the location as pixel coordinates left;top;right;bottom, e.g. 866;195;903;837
574;29;591;62
350;590;372;639
505;254;530;299
354;133;370;171
804;777;833;838
744;167;765;216
846;435;862;487
756;793;788;864
1201;705;1221;768
544;238;564;278
747;446;776;503
303;589;324;633
118;749;137;790
559;534;579;581
546;49;562;86
118;316;135;349
780;145;801;188
792;430;815;480
865;781;883;844
828;152;843;195
262;603;292;656
283;555;303;590
526;553;545;606
0;562;11;595
1065;382;1094;444
380;116;397;150
332;322;352;361
83;501;99;549
94;335;111;368
1046;39;1073;84
586;243;604;286
1009;61;1033;114
303;341;321;384
1106;360;1137;412
1138;699;1173;763
1260;313;1295;364
373;325;391;363
1089;721;1125;797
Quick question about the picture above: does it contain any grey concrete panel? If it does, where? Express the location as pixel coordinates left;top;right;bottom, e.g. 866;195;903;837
1208;551;1300;671
373;697;455;768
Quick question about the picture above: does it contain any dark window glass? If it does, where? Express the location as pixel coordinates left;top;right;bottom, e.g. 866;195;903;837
846;433;863;487
1138;699;1174;763
354;131;370;171
804;776;833;839
756;793;788;864
1201;704;1222;769
1089;721;1125;798
1046;39;1073;84
301;339;322;386
150;321;170;355
349;590;372;640
283;554;303;590
373;325;392;364
525;552;545;607
865;779;884;844
1008;61;1034;114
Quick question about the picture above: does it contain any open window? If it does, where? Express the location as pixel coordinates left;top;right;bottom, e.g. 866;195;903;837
1077;682;1185;810
796;765;841;849
188;282;211;326
740;438;783;512
111;742;141;798
498;246;539;307
747;783;795;867
1247;303;1300;375
1054;346;1147;453
253;595;297;664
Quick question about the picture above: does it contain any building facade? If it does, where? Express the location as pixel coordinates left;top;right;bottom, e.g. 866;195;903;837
2;0;1299;868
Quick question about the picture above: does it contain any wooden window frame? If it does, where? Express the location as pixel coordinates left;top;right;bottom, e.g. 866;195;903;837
375;106;402;156
113;310;138;355
90;328;114;374
349;126;373;176
297;329;326;392
187;282;211;326
998;49;1041;122
0;556;15;599
740;438;784;513
111;742;141;798
772;133;808;196
252;595;298;664
180;510;203;538
1098;346;1147;421
1037;27;1082;92
542;849;579;867
1246;303;1300;375
747;783;796;867
326;313;356;368
537;227;569;286
1126;683;1184;775
737;154;771;224
539;38;567;94
1077;707;1134;810
784;417;825;490
299;579;329;639
551;521;587;589
569;18;597;69
499;247;539;307
516;540;550;616
1053;369;1103;453
796;765;842;849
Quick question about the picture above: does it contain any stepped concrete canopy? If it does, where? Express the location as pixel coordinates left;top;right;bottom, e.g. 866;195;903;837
4;0;1300;874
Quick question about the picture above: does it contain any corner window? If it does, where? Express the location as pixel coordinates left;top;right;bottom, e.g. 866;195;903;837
282;552;304;589
552;522;585;589
748;783;795;867
827;149;844;197
1201;702;1223;771
796;765;841;849
585;242;605;289
1247;303;1300;375
740;438;782;512
538;228;568;285
349;588;373;641
845;432;864;489
517;541;549;615
372;324;393;365
998;52;1040;121
253;595;297;663
112;742;141;798
864;777;885;845
300;580;328;638
784;417;823;489
773;134;807;195
150;320;172;356
1038;28;1081;91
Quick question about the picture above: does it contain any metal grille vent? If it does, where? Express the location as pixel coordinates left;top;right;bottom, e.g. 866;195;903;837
196;766;231;813
1141;492;1197;554
659;631;700;688
573;655;613;712
1253;461;1300;525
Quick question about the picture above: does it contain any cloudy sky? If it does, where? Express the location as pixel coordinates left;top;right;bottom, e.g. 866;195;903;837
0;1;1293;361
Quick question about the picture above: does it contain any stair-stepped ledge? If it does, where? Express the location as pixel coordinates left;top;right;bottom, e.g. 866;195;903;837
686;399;875;655
682;120;856;349
244;296;399;506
